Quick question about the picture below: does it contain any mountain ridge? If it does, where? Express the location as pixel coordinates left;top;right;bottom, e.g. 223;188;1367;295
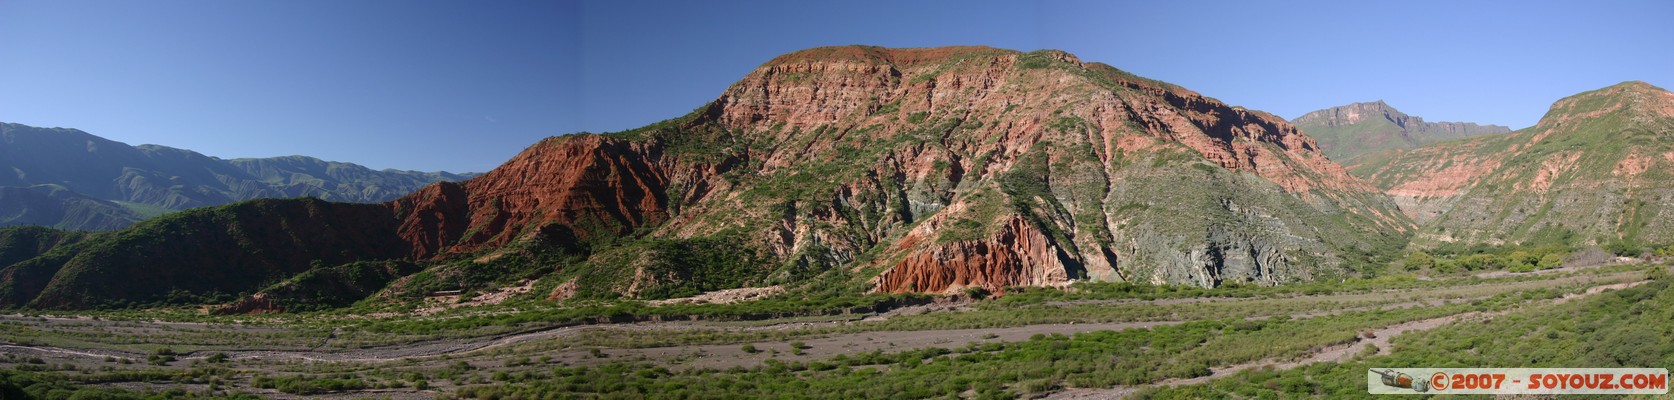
1292;101;1510;163
0;122;476;230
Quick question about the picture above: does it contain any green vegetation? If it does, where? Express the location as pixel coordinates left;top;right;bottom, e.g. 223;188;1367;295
239;260;422;312
0;253;1650;398
0;197;409;309
252;375;369;395
1147;273;1674;399
0;367;252;399
1410;242;1572;273
446;295;1523;399
3;52;1670;400
631;235;773;299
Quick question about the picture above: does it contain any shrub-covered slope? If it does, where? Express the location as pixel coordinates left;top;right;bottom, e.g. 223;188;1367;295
1351;81;1674;248
0;198;409;308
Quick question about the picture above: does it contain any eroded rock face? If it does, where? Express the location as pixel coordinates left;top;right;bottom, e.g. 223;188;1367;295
685;46;1405;292
377;46;1410;295
391;135;686;258
874;216;1073;294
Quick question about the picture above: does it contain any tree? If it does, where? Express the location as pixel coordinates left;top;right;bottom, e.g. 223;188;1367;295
1404;251;1435;271
1538;254;1564;269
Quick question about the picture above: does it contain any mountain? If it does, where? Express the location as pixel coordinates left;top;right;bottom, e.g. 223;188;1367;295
0;198;409;309
0;122;475;230
0;185;147;230
1350;81;1674;248
0;226;87;271
1292;101;1510;163
0;46;1414;309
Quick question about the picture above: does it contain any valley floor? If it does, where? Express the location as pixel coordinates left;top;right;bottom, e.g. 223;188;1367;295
0;262;1667;399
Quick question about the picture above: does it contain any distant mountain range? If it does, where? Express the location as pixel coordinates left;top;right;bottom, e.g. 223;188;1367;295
0;122;476;230
1292;101;1510;163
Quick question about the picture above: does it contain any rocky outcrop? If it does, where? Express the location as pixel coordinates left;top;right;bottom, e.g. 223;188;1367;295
875;216;1074;294
403;46;1410;294
391;135;686;258
1293;101;1510;163
212;294;282;315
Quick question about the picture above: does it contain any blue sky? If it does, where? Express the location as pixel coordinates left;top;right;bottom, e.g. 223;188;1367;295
2;0;1670;172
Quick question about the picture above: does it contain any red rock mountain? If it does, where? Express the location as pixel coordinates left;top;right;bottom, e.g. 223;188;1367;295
388;45;1409;296
0;46;1415;309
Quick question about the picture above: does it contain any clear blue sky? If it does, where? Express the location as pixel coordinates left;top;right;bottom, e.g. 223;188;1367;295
2;1;1670;172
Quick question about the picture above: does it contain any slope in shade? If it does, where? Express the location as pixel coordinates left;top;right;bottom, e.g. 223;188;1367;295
0;46;1413;310
0;198;410;309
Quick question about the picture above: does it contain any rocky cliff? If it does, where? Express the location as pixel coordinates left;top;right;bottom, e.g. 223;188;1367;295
391;134;681;259
1351;81;1674;247
1293;101;1510;163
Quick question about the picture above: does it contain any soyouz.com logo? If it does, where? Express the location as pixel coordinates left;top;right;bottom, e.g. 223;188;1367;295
1369;368;1668;394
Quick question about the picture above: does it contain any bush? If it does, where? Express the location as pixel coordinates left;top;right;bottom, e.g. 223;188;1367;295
1403;251;1435;271
254;375;369;395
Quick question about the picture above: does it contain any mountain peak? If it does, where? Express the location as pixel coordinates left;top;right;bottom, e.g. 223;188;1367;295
421;45;1407;294
1612;80;1665;91
1567;80;1670;101
1538;81;1674;130
1292;101;1510;163
762;45;1018;68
